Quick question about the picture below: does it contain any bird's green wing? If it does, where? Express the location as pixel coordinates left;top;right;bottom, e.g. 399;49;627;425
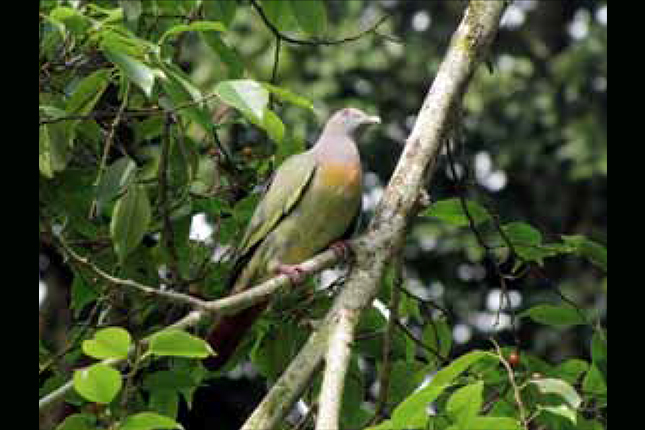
235;151;318;258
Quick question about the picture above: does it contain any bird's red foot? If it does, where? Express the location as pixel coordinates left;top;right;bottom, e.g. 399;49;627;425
275;264;306;285
330;240;352;261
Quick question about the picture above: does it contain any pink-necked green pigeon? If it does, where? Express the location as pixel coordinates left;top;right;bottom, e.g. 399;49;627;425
205;108;380;370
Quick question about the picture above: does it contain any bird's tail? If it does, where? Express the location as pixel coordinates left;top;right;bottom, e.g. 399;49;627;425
203;300;268;371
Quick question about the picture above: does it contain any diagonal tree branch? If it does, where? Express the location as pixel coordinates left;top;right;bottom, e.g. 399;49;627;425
315;308;357;430
39;244;344;412
242;2;508;429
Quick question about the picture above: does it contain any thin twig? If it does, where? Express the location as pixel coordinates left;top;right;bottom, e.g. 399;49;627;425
490;338;529;429
158;114;181;282
88;82;130;219
249;0;393;47
445;137;520;341
59;237;208;309
370;259;403;424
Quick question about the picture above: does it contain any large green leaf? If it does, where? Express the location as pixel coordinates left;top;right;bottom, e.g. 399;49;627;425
110;184;152;262
157;63;212;131
391;351;491;428
54;413;97;430
530;377;582;424
118;412;182;430
39;125;55;179
446;381;483;427
467;417;523;430
201;32;245;78
146;330;213;359
82;327;132;360
520;304;586;327
120;0;142;32
421;198;491;227
39;122;75;177
386;361;427;406
214;79;269;123
262;83;315;111
102;46;156;97
66;69;112;116
73;364;123;404
96;157;137;214
159;21;226;45
561;235;607;271
49;5;91;35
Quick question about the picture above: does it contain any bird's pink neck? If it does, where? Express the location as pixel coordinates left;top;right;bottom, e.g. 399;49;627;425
313;128;360;165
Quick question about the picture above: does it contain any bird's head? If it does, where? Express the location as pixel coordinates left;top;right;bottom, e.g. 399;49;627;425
329;107;381;136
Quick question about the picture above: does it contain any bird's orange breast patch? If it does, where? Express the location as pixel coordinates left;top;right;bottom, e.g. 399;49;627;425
319;162;362;188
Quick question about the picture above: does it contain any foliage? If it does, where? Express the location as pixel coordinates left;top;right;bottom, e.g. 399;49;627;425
39;1;606;429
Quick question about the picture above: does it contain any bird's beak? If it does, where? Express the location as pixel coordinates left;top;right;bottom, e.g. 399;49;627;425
365;115;381;125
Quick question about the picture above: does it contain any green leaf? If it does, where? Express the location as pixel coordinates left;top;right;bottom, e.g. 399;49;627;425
386;361;427;405
500;221;546;262
39;125;55;178
73;363;123;404
82;327;132;360
552;359;590;385
202;1;237;27
262;83;315;111
561;235;607;271
146;330;214;359
530;377;582;410
103;46;155;97
201;32;245;78
520;304;586;327
582;364;606;398
96;157;137;214
262;109;285;144
159;21;226;45
539;404;577;424
391;351;491;428
289;0;327;36
110;184;152;262
468;417;523;430
502;222;542;246
591;331;607;378
214;79;269;122
49;6;91;35
157;64;212;131
55;413;97;430
39;122;75;177
530;377;583;425
118;412;182;430
261;0;298;33
422;198;491;227
71;275;99;316
143;369;198;417
251;323;307;379
422;317;452;362
446;381;483;427
364;420;395;430
66;69;111;116
120;0;142;32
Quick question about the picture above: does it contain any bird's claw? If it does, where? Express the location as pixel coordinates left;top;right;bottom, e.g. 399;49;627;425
330;241;352;261
275;264;306;285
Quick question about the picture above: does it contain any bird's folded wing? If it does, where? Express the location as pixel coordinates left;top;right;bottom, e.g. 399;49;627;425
235;151;318;259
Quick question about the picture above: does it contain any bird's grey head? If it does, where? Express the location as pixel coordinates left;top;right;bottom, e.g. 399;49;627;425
329;107;381;136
